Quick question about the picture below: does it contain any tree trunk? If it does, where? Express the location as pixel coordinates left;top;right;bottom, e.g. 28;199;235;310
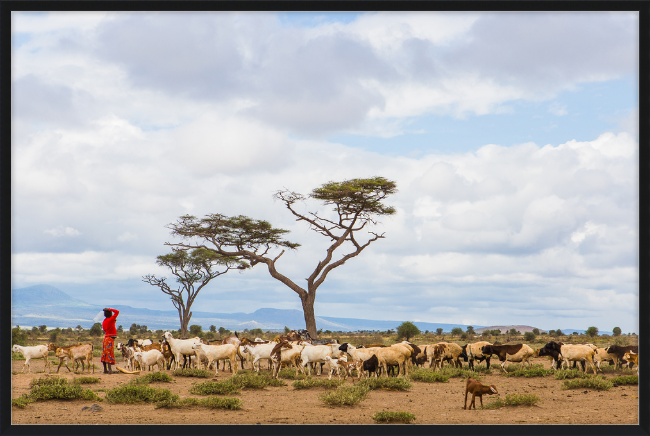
301;294;318;339
181;307;192;339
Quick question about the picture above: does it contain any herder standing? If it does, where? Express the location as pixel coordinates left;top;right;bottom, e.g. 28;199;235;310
101;307;120;374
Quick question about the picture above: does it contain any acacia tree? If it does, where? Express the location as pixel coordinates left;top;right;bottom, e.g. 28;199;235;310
143;247;249;338
166;177;397;338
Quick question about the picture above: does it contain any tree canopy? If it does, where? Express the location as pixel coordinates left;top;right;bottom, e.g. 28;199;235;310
396;321;421;341
585;326;599;337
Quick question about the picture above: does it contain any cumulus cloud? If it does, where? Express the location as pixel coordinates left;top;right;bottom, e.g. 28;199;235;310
44;226;81;237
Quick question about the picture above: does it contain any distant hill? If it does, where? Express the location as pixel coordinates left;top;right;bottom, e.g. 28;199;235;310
476;325;547;334
10;284;611;335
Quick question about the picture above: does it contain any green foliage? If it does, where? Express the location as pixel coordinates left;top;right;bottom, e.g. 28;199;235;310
227;372;285;389
104;385;178;404
155;396;243;410
319;384;370;406
439;367;483;380
396;321;420;341
189;381;241;396
436;328;443;336
277;368;307;380
130;371;174;384
481;393;540;409
291;378;344;389
532;328;540;335
12;395;32;408
451;327;463;337
556;329;564;336
466;326;475;335
74;377;100;384
614;335;630;346
609;375;638;386
357;377;412;391
29;384;101;402
89;323;103;337
210;325;217;333
30;376;68;388
523;332;536;342
554;369;591;380
12;326;28;346
39;325;47;333
481;330;491;338
561;377;612;391
372;411;416;423
49;330;59;342
309;177;397;217
612;327;622;337
586;326;599;338
508;328;518;335
189;325;203;336
172;368;212;378
503;365;555;378
409;369;450;383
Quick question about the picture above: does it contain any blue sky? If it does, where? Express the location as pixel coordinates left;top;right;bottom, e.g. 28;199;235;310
11;11;640;333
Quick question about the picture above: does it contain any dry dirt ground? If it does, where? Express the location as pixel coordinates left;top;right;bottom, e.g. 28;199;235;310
11;358;638;425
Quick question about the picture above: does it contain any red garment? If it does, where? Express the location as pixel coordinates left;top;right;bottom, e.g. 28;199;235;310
102;308;119;337
101;336;115;364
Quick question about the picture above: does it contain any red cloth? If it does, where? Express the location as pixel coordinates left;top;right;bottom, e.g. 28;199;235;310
101;336;115;364
102;308;119;337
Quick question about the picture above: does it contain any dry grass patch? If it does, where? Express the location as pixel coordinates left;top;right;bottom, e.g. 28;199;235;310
372;411;416;423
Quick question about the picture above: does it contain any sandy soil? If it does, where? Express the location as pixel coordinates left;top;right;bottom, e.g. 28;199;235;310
11;358;638;425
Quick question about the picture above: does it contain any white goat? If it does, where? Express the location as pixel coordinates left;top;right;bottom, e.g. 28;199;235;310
12;344;51;373
133;349;165;372
241;342;276;372
191;343;238;375
299;344;333;376
323;355;347;380
162;331;201;370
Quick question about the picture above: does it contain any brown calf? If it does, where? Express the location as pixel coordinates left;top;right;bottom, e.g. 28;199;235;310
464;377;498;410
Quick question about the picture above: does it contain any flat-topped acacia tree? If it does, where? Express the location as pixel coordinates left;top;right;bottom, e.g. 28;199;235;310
143;248;249;339
166;176;397;338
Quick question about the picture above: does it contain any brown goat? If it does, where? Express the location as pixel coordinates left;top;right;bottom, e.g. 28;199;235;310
464;377;498;410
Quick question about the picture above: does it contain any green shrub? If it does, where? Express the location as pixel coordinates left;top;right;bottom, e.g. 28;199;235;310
155;396;243;410
439;367;483;380
609;375;639;386
172;368;211;378
358;377;412;391
131;372;174;384
554;369;590;380
29;384;102;402
319;385;370;406
74;377;100;384
104;385;178;404
372;411;416;423
12;352;26;360
276;368;307;380
29;376;68;388
292;378;344;389
504;366;555;378
189;381;240;396
561;378;612;391
227;372;276;389
11;395;32;408
409;369;450;383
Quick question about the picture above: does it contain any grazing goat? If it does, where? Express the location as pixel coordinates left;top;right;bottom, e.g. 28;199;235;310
558;344;598;375
241;341;276;372
191;343;238;375
461;341;492;370
48;343;94;373
323;355;347;380
162;332;201;370
375;344;411;377
133;349;165;372
299;344;333;376
270;340;306;378
362;354;380;378
605;345;639;370
12;344;51;374
464;377;498;410
481;344;534;373
623;352;639;375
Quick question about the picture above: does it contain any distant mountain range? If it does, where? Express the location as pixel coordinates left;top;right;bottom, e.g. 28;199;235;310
11;284;603;335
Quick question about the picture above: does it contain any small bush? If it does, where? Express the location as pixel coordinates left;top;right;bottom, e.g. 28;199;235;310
29;384;102;402
319;385;370;406
12;352;26;360
74;377;100;384
439;367;483;380
172;368;211;378
227;372;275;389
358;377;412;391
504;366;555;378
12;395;32;408
609;375;639;386
131;372;174;384
276;368;307;380
104;385;178;404
30;376;68;388
372;411;416;423
292;378;344;389
409;369;450;383
561;378;612;391
189;381;240;396
554;369;590;380
155;396;243;410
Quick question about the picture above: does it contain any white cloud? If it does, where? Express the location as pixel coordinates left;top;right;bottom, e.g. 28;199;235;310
548;102;568;116
44;226;81;237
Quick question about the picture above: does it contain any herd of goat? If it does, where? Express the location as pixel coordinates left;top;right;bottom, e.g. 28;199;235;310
11;329;639;382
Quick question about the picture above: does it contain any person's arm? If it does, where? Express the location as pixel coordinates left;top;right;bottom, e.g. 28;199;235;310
106;308;119;320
